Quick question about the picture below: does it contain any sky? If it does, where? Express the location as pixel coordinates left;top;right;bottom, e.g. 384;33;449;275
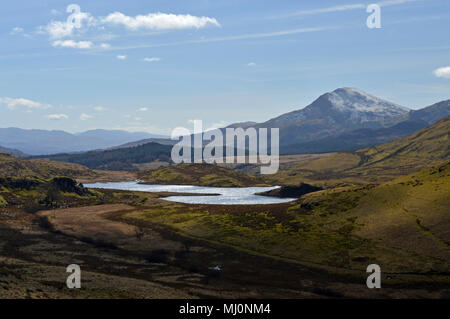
0;0;449;135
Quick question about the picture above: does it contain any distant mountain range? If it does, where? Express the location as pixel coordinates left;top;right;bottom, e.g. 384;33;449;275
0;128;167;155
3;88;449;158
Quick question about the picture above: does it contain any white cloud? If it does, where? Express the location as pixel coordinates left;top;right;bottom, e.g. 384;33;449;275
134;117;142;121
0;97;51;110
434;66;450;78
143;57;161;62
52;40;94;49
80;113;93;120
94;106;106;111
46;113;68;120
101;12;220;31
138;107;148;111
117;54;127;60
39;6;220;50
247;62;256;67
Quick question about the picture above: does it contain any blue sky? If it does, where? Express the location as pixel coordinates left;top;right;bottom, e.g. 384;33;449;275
1;0;449;134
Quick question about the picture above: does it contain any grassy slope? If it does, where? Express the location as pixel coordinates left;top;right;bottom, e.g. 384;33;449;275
123;162;450;277
0;146;25;158
272;116;449;186
0;154;96;179
0;154;103;208
138;163;268;187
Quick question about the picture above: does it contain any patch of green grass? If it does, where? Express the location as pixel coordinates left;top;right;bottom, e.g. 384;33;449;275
122;162;450;274
0;194;7;207
138;163;267;187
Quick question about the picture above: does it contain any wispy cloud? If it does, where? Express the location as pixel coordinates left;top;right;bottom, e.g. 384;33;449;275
378;0;421;7
434;66;450;79
288;4;365;17
116;54;127;60
138;107;148;111
0;97;51;110
143;57;161;62
52;40;94;49
270;0;422;19
50;9;62;16
105;26;333;51
247;62;256;67
10;27;24;35
94;106;107;111
46;113;68;120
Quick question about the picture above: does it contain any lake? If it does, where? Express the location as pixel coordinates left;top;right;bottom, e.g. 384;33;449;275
84;181;297;205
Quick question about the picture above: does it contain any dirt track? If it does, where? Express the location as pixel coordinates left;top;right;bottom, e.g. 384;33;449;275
38;204;184;253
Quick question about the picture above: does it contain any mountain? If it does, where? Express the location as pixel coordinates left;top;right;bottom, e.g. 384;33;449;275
226;121;258;129
405;99;450;124
34;142;172;171
273;116;450;185
282;99;450;154
224;88;449;155
0;128;166;155
281;119;429;154
257;88;410;146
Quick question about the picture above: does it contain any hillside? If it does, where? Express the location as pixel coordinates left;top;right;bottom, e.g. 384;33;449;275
138;163;267;187
0;154;96;179
281;119;429;154
273;116;450;185
125;162;450;276
109;138;177;150
0;145;25;158
35;142;172;171
407;100;450;124
292;161;450;272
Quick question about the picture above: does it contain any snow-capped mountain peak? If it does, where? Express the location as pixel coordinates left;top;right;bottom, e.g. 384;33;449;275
321;87;410;116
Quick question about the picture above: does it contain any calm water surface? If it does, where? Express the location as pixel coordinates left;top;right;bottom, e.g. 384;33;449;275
84;181;296;205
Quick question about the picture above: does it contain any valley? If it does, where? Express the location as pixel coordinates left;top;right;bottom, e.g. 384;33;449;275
0;90;449;299
2;167;448;298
